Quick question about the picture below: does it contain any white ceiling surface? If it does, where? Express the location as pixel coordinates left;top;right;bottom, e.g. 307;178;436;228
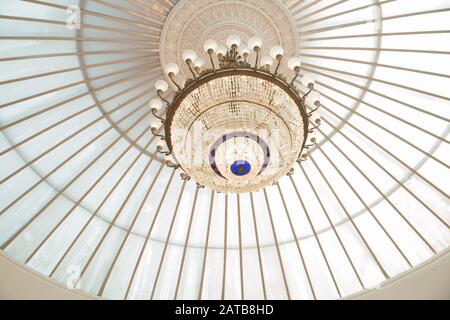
351;249;450;300
1;249;449;299
0;0;449;300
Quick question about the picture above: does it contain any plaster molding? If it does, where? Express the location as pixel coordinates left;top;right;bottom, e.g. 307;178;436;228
160;0;300;83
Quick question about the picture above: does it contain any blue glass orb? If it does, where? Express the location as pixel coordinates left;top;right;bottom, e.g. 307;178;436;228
231;160;251;176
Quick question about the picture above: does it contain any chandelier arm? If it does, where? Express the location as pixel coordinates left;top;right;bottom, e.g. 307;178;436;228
302;87;314;100
154;134;166;139
308;106;320;116
231;46;238;63
290;68;300;86
157;90;171;106
157;149;171;156
168;72;182;91
208;50;216;71
186;60;197;79
297;153;308;162
152;110;166;123
165;158;180;169
274;56;282;75
254;48;261;69
308;115;322;132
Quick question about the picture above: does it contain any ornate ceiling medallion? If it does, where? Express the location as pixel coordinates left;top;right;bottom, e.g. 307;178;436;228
159;0;300;81
150;35;322;193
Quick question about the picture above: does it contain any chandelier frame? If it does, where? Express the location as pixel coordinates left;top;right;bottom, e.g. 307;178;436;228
149;36;323;190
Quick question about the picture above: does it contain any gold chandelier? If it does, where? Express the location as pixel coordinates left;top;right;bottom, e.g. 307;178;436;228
150;35;321;193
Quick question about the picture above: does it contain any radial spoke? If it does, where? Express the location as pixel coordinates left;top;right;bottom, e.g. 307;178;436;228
124;169;177;300
174;185;200;299
263;189;292;300
150;179;188;300
197;190;215;300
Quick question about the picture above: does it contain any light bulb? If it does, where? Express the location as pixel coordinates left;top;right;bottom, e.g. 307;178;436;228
248;37;263;51
217;45;227;56
149;98;163;112
240;44;250;56
287;57;302;70
309;128;317;140
194;58;205;69
226;34;241;49
311;114;322;125
151;122;160;133
155;80;169;92
165;63;180;76
269;46;284;59
157;139;165;149
301;74;315;88
203;39;218;53
315;117;322;125
261;56;273;66
165;154;174;165
306;91;320;106
182;50;197;62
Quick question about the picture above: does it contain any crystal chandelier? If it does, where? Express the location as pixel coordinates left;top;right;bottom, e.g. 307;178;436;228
150;35;321;193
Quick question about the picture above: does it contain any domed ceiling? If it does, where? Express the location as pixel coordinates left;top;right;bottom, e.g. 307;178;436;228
0;0;449;299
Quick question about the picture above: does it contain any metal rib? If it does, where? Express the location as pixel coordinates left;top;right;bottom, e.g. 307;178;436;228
197;190;215;300
221;193;228;300
124;169;177;300
301;67;448;123
48;133;157;278
310;78;448;153
97;162;165;296
0;15;160;39
150;179;187;300
263;188;292;300
309;151;413;268
287;176;343;298
249;192;267;300
0;87;154;213
275;183;317;299
312;124;437;254
24;121;155;264
301;8;450;36
0;49;158;62
303;30;450;42
237;193;244;300
317;101;450;203
309;105;449;229
0;62;156;110
174;185;200;299
0;73;155;156
23;0;161;31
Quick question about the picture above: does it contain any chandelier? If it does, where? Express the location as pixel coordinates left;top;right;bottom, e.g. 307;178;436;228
150;35;322;193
